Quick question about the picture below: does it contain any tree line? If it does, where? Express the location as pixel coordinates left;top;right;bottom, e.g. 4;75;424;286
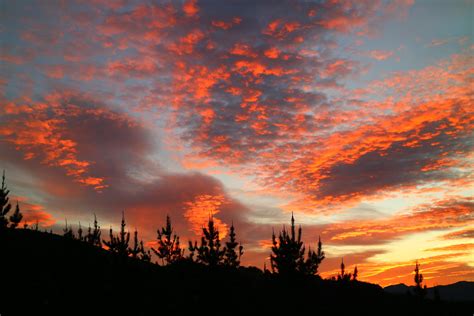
0;169;429;294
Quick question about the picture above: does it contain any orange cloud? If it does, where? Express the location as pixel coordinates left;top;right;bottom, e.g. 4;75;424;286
264;47;280;59
234;60;292;77
107;57;157;77
263;19;301;39
441;229;474;240
13;195;56;228
0;93;147;191
183;194;229;238
425;243;474;252
230;43;258;58
183;0;199;17
369;50;394;60
212;17;241;30
322;197;474;244
321;253;474;287
44;65;65;79
168;29;205;55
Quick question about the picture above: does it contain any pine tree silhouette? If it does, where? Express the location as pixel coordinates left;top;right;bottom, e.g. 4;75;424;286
263;262;269;273
128;229;151;261
9;201;23;229
300;236;325;275
139;240;152;262
63;219;75;239
189;216;225;267
130;229;142;258
103;212;130;256
337;258;352;282
352;265;358;281
86;214;102;247
0;170;12;229
223;222;243;268
77;222;83;241
270;214;324;275
414;261;427;299
188;240;198;261
151;215;183;265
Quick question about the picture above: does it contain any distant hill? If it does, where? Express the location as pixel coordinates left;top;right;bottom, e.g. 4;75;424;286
1;228;472;316
384;282;474;302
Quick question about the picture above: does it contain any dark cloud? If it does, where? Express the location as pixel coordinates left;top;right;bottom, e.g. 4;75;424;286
0;93;250;244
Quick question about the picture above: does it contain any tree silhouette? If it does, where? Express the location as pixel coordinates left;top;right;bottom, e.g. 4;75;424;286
139;240;152;262
33;220;39;231
299;236;325;275
9;201;23;229
151;215;183;265
337;258;352;282
103;212;130;257
187;240;198;261
86;214;102;247
270;214;324;276
223;222;243;268
414;261;427;299
130;229;151;261
0;170;12;229
189;216;225;267
130;229;141;258
77;222;84;241
63;219;75;239
263;262;270;274
352;265;358;281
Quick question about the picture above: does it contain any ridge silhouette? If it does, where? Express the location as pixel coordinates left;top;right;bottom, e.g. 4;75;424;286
0;170;473;315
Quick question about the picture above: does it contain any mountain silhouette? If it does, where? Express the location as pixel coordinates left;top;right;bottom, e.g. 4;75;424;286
1;228;473;316
384;281;474;302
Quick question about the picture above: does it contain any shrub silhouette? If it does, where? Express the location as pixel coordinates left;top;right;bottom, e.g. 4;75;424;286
223;222;243;268
9;201;23;229
103;212;130;257
151;215;183;265
0;170;12;229
270;214;324;275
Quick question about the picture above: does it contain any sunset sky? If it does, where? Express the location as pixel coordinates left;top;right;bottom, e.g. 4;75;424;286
1;0;473;286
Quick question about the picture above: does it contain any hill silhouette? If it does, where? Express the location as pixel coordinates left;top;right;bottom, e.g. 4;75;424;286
1;228;472;316
384;282;474;302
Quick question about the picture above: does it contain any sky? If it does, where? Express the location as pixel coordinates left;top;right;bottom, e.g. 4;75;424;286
0;0;473;287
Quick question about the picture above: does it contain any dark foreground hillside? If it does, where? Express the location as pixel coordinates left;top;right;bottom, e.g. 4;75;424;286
0;229;472;316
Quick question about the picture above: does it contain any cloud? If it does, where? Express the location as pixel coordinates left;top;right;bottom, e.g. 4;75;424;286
1;0;472;287
368;49;394;60
0;92;147;190
441;229;474;240
183;0;199;17
0;91;250;246
425;243;474;252
10;195;56;228
322;197;474;245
